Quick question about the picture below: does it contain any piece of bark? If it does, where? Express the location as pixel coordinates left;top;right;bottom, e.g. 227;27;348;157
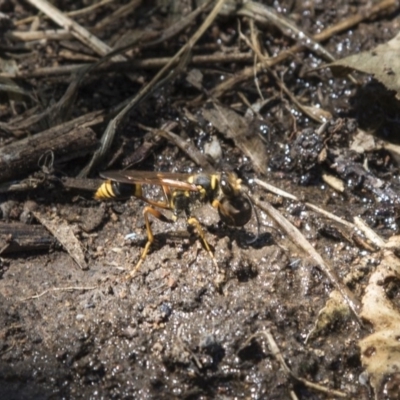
0;222;56;254
121;132;165;168
61;177;102;192
0;127;98;182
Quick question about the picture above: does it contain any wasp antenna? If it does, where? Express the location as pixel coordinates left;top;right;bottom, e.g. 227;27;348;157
244;192;260;245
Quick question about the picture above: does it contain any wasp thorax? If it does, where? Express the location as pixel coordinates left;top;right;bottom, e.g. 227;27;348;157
171;190;191;215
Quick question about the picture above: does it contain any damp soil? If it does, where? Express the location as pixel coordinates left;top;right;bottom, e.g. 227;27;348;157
1;1;400;399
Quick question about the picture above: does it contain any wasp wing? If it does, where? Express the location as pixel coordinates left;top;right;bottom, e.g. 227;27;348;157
99;170;200;191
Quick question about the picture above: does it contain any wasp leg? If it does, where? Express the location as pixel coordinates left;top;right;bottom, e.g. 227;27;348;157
187;217;226;286
126;206;172;280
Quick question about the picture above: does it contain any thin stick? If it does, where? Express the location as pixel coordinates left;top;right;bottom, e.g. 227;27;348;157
6;29;72;41
209;0;397;98
238;2;337;63
0;53;254;79
15;0;116;26
253;330;347;397
250;195;362;324
79;0;228;177
94;0;141;30
26;0;126;60
21;286;97;301
254;178;356;229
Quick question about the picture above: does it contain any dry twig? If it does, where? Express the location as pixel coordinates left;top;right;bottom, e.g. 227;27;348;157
21;286;98;301
26;0;128;60
241;330;347;398
249;194;362;324
208;0;397;99
78;0;228;177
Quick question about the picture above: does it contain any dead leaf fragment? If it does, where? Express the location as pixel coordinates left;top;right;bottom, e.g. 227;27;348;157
306;290;351;342
202;103;268;175
325;32;400;99
359;250;400;392
33;210;87;270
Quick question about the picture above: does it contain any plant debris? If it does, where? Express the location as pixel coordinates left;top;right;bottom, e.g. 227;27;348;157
1;0;400;398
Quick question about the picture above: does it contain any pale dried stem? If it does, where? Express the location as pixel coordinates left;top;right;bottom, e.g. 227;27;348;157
26;0;127;61
15;0;116;26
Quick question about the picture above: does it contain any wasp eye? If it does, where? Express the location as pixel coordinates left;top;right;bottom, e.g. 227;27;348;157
220;174;234;197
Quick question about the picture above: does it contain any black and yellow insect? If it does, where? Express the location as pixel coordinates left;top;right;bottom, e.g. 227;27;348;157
95;170;253;280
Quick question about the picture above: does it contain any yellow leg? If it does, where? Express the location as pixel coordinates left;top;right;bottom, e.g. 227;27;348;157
126;211;225;287
126;206;171;280
187;217;225;286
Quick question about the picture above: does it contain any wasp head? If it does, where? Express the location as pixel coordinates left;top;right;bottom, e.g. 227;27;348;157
217;172;252;227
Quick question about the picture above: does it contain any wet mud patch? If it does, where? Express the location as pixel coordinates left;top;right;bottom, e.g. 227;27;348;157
0;199;364;398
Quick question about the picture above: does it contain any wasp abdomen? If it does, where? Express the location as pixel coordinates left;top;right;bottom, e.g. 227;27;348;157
94;181;142;200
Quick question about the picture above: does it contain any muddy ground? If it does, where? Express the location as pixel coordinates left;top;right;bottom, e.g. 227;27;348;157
1;1;400;399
